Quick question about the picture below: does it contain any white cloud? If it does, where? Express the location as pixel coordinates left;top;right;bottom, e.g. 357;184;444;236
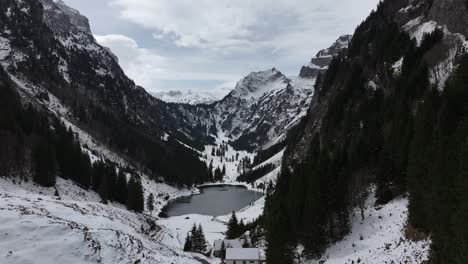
86;0;380;94
110;0;379;54
95;34;241;92
95;34;166;90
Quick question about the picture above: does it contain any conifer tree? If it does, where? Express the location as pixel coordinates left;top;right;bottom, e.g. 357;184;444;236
242;236;251;248
190;223;198;250
208;160;214;176
226;211;239;239
91;161;104;191
214;166;223;181
98;164;116;202
239;219;245;231
220;241;226;260
450;116;468;262
183;233;192;252
196;224;207;253
115;170;128;204
127;174;144;212
32;139;57;187
147;193;155;215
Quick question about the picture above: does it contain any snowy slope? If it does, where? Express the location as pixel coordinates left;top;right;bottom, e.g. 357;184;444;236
0;178;205;264
303;191;430;264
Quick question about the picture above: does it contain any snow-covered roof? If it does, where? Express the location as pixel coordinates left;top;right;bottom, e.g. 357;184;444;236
225;248;265;260
213;239;242;251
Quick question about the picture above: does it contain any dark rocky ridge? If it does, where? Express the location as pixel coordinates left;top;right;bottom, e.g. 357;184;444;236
285;0;468;169
429;0;468;36
299;35;352;78
0;0;215;184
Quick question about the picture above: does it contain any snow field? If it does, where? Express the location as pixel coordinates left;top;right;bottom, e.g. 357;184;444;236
304;190;430;264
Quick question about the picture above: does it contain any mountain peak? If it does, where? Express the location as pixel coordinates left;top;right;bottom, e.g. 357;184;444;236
315;34;351;59
41;0;92;36
231;68;290;99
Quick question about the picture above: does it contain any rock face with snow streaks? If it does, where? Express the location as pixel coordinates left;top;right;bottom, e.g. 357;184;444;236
300;35;352;78
212;68;314;151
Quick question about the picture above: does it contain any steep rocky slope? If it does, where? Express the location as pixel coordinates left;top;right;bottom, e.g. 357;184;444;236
284;0;468;168
0;0;216;185
265;0;468;263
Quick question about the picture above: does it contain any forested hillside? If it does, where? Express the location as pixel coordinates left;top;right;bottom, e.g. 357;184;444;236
0;0;215;186
264;0;468;263
0;65;148;211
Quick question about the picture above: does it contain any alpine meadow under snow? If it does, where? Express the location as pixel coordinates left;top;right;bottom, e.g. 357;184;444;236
1;0;468;264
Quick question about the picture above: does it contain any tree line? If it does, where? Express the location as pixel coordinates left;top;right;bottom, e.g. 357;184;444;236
237;163;276;183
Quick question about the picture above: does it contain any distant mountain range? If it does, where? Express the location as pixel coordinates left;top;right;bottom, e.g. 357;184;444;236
152;89;230;105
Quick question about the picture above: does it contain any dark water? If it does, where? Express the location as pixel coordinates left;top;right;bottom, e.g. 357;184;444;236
160;185;263;217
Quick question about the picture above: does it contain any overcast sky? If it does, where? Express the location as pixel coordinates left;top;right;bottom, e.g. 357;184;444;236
63;0;380;95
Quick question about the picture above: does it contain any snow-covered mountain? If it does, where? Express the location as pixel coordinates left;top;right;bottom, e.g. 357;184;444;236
211;69;315;151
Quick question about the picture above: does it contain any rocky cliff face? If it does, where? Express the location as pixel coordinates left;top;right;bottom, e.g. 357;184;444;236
299;35;352;78
429;0;468;36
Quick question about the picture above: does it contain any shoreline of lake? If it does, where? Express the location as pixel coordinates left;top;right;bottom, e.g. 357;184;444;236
159;184;263;218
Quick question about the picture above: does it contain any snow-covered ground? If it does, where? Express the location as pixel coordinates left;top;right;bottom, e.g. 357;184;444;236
304;191;430;264
0;177;207;264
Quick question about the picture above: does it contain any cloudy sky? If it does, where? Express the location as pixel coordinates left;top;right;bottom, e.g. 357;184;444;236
63;0;379;95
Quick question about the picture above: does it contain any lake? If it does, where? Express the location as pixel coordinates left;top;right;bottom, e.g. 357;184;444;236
160;185;263;217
